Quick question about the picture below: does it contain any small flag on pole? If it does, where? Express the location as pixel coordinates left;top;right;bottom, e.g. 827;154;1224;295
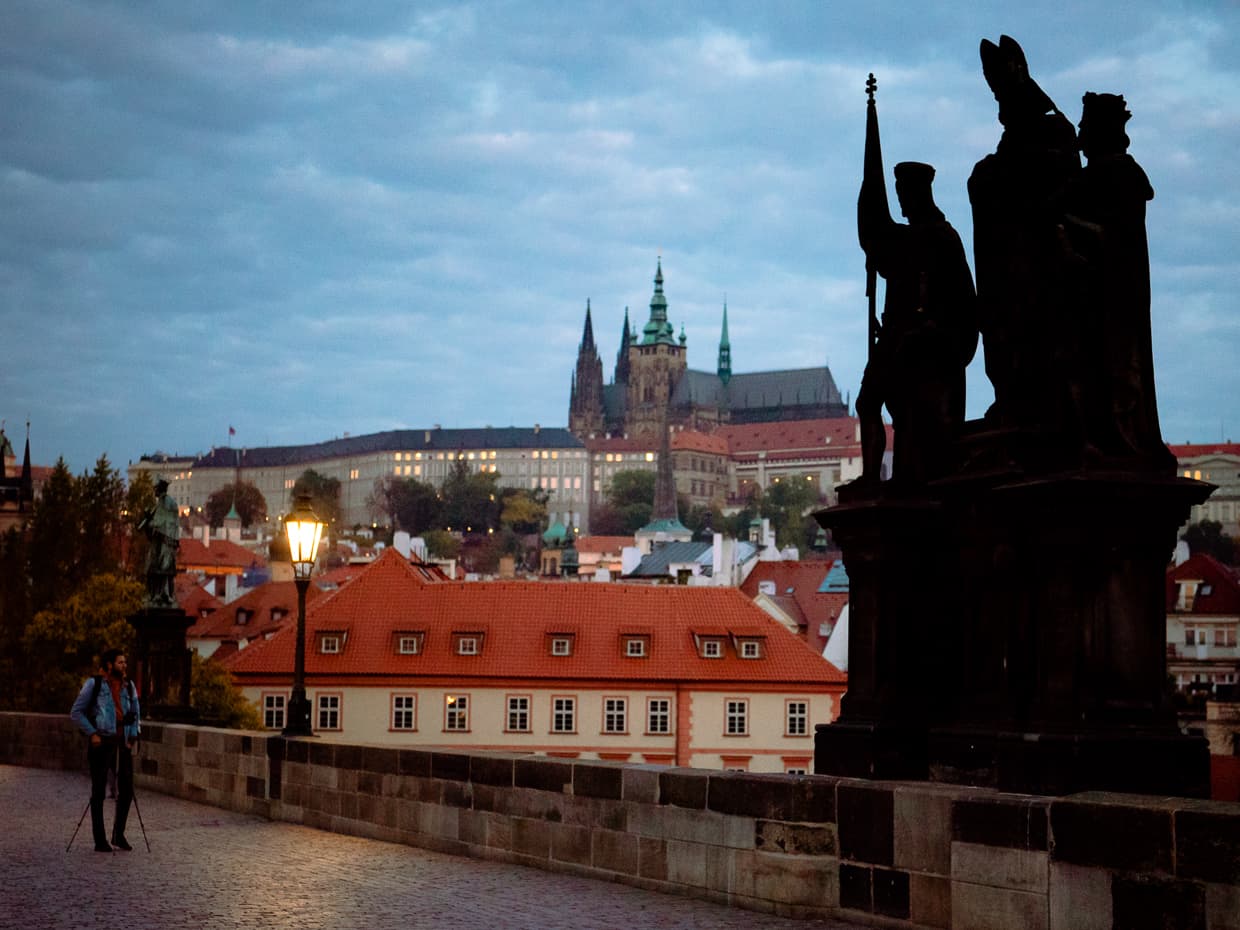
228;425;236;436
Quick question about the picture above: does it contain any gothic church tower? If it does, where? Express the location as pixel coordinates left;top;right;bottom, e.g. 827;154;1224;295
567;300;606;436
625;258;686;438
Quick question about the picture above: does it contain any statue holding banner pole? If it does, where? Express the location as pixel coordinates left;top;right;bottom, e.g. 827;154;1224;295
854;74;978;489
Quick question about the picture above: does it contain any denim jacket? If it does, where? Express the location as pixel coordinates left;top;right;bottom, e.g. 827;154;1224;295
69;675;141;742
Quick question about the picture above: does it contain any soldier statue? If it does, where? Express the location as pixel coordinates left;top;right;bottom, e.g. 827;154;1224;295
856;78;978;488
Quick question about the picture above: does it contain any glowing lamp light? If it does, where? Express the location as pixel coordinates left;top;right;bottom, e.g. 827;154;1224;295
285;493;324;581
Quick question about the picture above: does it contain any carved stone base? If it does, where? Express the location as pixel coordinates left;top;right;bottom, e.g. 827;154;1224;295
129;606;195;721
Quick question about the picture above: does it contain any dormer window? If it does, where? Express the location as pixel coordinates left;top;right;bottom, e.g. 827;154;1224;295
320;634;342;654
625;637;648;658
236;608;253;626
458;637;478;655
271;609;286;623
702;640;723;659
550;636;573;656
395;633;424;655
739;640;761;659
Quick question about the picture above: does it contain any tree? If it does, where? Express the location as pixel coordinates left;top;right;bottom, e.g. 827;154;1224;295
124;470;157;577
499;487;548;535
26;459;82;612
190;653;262;729
0;528;32;708
291;469;342;536
422;529;460;560
390;478;442;535
21;572;143;712
1181;519;1236;565
79;455;126;576
204;481;269;529
606;469;656;533
440;459;500;533
760;476;826;550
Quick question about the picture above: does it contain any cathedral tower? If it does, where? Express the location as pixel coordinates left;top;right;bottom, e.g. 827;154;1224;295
625;258;687;438
568;300;605;436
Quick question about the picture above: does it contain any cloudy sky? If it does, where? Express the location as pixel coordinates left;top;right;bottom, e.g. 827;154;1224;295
3;1;1238;475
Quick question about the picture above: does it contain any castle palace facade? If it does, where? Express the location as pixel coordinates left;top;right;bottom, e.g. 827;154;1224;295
568;259;847;439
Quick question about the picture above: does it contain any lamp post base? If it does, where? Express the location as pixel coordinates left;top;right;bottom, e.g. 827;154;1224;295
282;690;313;738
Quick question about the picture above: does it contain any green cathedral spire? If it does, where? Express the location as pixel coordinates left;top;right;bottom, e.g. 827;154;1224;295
640;257;676;346
717;301;732;385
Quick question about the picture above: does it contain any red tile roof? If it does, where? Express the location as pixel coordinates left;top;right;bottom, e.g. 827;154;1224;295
178;537;267;573
583;436;658;453
189;580;322;640
742;560;848;655
175;575;223;619
226;548;844;684
717;417;886;463
575;536;634;554
1167;553;1240;614
1168;443;1240;458
671;430;730;455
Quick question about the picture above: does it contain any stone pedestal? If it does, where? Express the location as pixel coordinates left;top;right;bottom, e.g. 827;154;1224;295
129;606;197;722
815;467;1213;797
814;494;945;780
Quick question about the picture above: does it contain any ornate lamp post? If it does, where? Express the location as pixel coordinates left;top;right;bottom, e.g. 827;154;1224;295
282;492;324;738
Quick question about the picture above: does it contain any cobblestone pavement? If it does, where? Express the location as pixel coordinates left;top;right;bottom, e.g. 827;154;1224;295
1;765;865;930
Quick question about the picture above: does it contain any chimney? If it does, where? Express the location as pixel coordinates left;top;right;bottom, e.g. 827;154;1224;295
393;531;412;559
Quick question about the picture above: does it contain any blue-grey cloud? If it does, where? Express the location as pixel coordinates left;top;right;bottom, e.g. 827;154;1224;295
3;0;1239;472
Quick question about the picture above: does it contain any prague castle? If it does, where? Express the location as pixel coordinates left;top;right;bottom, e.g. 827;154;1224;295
568;259;847;439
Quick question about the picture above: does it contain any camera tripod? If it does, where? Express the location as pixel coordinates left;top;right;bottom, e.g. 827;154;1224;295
66;742;151;853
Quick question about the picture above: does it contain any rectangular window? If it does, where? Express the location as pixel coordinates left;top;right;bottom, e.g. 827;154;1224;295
603;697;627;734
391;694;416;731
551;637;572;656
625;638;647;658
263;693;286;730
507;695;530;732
786;766;808;775
786;701;809;736
320;634;341;654
647;698;671;734
725;699;748;736
740;641;761;659
702;640;722;658
445;695;469;731
552;696;576;733
397;635;421;655
317;694;341;731
458;637;478;655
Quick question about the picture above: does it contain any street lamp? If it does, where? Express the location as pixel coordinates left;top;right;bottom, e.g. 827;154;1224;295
282;492;324;738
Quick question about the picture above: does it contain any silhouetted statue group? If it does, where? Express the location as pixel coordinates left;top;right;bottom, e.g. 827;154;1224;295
858;35;1172;489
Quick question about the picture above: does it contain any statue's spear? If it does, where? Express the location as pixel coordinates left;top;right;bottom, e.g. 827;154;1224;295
859;73;888;356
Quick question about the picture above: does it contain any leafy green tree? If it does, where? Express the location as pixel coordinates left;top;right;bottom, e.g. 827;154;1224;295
21;572;143;712
499;487;548;535
0;528;32;708
393;479;443;535
587;503;628;536
291;469;342;537
606;469;656;533
80;456;127;577
760;476;825;550
204;481;268;529
422;529;461;560
1181;519;1236;565
190;653;262;729
440;459;500;533
26;459;81;612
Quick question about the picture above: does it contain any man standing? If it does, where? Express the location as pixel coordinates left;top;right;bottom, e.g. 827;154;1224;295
69;649;140;852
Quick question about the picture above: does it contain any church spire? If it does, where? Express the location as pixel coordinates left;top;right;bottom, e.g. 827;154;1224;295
652;421;680;523
19;420;33;510
641;257;675;345
614;306;631;384
581;298;596;351
717;300;732;385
